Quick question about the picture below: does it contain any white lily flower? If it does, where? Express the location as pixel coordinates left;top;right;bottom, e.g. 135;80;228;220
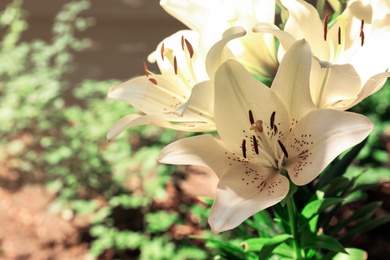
158;40;373;233
107;26;247;140
254;0;390;109
160;0;278;79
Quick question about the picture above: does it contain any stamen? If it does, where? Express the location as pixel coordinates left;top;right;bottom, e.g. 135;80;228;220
184;39;194;58
251;120;264;132
160;43;165;60
323;13;330;41
338;27;341;45
181;35;185;50
360;20;365;46
277;140;289;158
241;139;247;158
173;56;178;75
142;60;149;77
270;111;276;129
149;78;158;85
273;125;278;135
252;135;259;155
249;110;255;125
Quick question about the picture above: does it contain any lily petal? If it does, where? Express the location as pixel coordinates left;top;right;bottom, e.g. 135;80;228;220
214;60;289;155
284;109;373;185
281;0;331;61
107;114;213;141
271;39;316;120
209;164;289;233
107;75;189;115
310;61;362;109
158;134;241;178
160;0;222;32
175;80;214;118
205;26;247;82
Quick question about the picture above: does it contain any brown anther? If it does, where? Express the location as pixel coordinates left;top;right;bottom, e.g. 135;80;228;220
277;140;289;158
273;125;278;135
338;26;341;45
181;35;185;50
360;20;365;46
160;43;165;60
149;78;158;85
251;120;264;132
142;60;149;77
252;135;259;155
173;56;178;75
249;110;255;125
241;139;247;158
184;39;194;58
270;111;276;129
323;13;330;41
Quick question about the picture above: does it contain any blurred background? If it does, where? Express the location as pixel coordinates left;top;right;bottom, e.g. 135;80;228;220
0;0;389;259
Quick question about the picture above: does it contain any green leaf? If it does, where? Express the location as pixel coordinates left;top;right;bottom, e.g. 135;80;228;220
242;235;292;259
333;248;367;260
301;234;347;254
327;202;382;236
339;215;390;244
199;237;250;260
300;198;343;233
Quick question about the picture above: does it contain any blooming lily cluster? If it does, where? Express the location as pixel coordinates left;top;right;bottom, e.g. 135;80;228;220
108;0;389;234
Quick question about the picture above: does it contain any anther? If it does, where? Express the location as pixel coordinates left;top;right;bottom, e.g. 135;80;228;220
160;43;165;60
149;78;158;85
273;125;278;135
338;27;341;45
270;111;276;129
181;35;185;50
323;13;330;41
277;140;289;158
184;39;194;58
360;20;365;46
173;56;178;75
252;135;259;155
241;139;247;158
249;110;255;125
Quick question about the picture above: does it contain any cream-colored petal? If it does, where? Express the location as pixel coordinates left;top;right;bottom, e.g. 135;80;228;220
209;165;289;233
175;80;214;119
335;71;390;110
310;60;362;109
214;60;289;156
158;134;242;179
107;114;213;140
160;0;222;31
107;75;189;115
281;0;331;61
205;26;246;82
284;109;373;186
272;39;315;120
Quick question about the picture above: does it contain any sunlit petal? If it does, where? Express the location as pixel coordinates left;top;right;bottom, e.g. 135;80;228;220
107;114;213;141
209;165;289;233
271;39;315;120
214;60;289;155
284;109;373;185
158;134;241;178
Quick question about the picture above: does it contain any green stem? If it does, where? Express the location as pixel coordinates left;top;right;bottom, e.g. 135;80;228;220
287;196;302;260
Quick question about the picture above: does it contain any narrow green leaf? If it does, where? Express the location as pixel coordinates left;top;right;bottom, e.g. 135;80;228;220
339;215;390;244
301;234;347;254
242;234;292;252
327;202;382;236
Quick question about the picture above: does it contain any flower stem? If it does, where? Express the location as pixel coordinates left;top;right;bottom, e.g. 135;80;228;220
287;195;302;260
